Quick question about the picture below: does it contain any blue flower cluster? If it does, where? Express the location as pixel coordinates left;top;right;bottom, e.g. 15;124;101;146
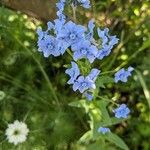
36;0;134;136
37;0;119;63
36;0;120;100
97;104;130;135
65;62;100;100
37;0;67;57
97;28;119;60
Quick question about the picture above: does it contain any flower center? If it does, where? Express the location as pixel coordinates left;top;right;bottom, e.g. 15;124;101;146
81;49;87;55
69;33;76;40
13;129;20;135
48;43;54;50
82;82;87;87
119;109;125;114
119;73;126;79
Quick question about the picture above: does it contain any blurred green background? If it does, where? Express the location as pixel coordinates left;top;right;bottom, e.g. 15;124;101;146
0;0;150;149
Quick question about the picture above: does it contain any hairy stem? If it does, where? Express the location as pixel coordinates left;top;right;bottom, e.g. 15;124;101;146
72;4;77;22
91;0;96;18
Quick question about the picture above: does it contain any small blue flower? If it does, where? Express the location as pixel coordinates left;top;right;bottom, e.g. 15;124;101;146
88;19;95;33
98;127;110;134
86;19;95;42
37;34;66;57
88;68;100;81
96;28;119;60
47;21;54;31
57;21;86;47
65;62;80;84
113;104;130;119
114;66;134;83
96;45;111;60
56;1;65;10
36;28;47;40
77;0;91;8
55;0;66;26
56;10;66;21
73;76;96;93
71;40;98;63
54;19;65;34
84;92;93;101
82;69;100;100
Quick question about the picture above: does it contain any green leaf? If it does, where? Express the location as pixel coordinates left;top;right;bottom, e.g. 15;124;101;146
68;100;89;113
87;139;105;150
68;100;86;108
136;70;150;110
79;130;92;144
96;76;114;88
92;100;112;140
140;38;150;51
111;117;126;125
96;100;112;125
105;133;129;150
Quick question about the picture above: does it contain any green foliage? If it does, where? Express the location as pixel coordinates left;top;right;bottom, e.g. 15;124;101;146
69;99;128;149
105;133;129;150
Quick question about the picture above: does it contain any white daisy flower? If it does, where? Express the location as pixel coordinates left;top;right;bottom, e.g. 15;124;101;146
5;120;29;145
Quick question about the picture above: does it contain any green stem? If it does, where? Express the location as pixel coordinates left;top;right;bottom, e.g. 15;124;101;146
0;139;6;145
8;31;61;108
23;107;33;122
0;75;52;106
67;49;73;57
72;4;77;22
91;0;96;19
100;70;117;75
116;46;145;70
101;40;148;75
97;96;119;106
104;17;150;70
17;145;22;150
135;70;150;110
30;127;50;133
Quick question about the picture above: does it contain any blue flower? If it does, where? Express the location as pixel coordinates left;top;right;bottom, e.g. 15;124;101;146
36;28;47;40
56;0;65;11
113;104;130;119
88;19;95;33
82;69;100;100
96;45;111;60
98;127;110;134
88;68;100;81
114;66;134;83
56;11;66;22
55;0;66;27
54;19;65;34
77;0;91;8
86;19;95;41
96;28;119;60
84;92;93;101
65;62;80;84
57;21;86;47
71;40;98;63
73;76;96;93
37;34;66;57
47;21;54;31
